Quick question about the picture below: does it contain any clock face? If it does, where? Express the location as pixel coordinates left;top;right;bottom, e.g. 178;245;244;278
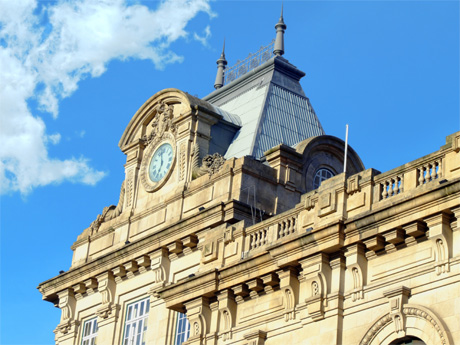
148;143;174;182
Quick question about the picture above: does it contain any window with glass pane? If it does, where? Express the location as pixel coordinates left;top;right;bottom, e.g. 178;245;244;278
313;168;334;189
122;297;150;345
174;312;190;345
81;317;98;345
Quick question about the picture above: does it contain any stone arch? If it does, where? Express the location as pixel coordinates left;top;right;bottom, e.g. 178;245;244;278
359;304;451;345
295;135;365;192
119;88;222;152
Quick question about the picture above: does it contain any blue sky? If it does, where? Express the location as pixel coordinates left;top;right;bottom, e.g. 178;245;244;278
0;0;458;344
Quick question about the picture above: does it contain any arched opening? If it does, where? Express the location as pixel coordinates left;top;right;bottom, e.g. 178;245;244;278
389;336;426;345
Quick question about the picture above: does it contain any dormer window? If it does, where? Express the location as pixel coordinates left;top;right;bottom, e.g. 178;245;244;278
313;168;334;189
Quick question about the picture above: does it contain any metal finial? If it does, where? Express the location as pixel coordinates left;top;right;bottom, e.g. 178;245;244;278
221;38;226;59
214;39;228;89
274;3;287;56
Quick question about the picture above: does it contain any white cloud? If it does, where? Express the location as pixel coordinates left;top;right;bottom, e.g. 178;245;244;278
194;25;211;46
0;0;213;195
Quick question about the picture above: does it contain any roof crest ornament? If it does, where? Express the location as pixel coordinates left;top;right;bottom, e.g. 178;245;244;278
214;39;227;89
222;39;275;86
274;3;286;56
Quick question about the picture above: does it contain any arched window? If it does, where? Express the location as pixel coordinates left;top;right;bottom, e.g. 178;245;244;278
389;336;426;345
313;168;334;189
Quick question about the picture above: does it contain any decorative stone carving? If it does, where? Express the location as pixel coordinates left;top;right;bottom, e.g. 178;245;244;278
54;289;78;336
87;181;125;234
360;304;450;345
305;192;318;211
344;243;367;302
142;101;176;146
277;267;299;321
347;174;361;195
179;141;187;181
184;297;212;345
300;253;330;321
218;290;236;341
243;330;267;345
383;286;411;337
425;212;452;275
201;241;218;264
149;249;170;287
96;271;119;320
126;169;134;208
191;142;226;179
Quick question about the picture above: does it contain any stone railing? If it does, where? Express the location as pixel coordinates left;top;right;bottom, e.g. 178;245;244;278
416;158;442;186
373;151;446;202
276;216;297;240
249;228;269;250
378;174;404;200
245;211;300;253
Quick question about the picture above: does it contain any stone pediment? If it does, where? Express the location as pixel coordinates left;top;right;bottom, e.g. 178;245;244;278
118;88;236;151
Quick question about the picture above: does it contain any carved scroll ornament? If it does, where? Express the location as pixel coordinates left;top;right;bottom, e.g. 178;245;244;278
191;143;226;179
86;180;125;235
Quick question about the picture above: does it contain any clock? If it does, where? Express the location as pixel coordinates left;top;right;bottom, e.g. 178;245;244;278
149;143;174;182
140;134;176;193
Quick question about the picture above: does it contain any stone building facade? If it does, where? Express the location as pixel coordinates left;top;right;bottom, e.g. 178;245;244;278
39;13;460;345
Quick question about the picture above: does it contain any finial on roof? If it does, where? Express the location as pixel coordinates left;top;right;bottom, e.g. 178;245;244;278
214;39;227;89
273;3;286;56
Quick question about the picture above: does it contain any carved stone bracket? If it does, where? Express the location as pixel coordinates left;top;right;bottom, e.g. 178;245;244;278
150;248;170;288
425;212;452;275
96;303;121;321
54;319;79;337
277;267;299;321
54;288;78;338
383;286;411;338
184;297;212;345
300;253;330;321
217;290;236;341
96;271;116;319
344;243;367;302
243;330;267;345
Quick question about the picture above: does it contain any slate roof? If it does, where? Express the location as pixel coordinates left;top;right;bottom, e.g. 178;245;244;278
203;55;324;160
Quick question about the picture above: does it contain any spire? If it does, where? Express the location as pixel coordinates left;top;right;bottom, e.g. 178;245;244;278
214;39;227;89
273;3;287;56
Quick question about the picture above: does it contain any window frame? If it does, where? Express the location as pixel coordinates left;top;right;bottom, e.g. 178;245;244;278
313;167;335;189
173;312;190;345
121;297;150;345
81;317;98;345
